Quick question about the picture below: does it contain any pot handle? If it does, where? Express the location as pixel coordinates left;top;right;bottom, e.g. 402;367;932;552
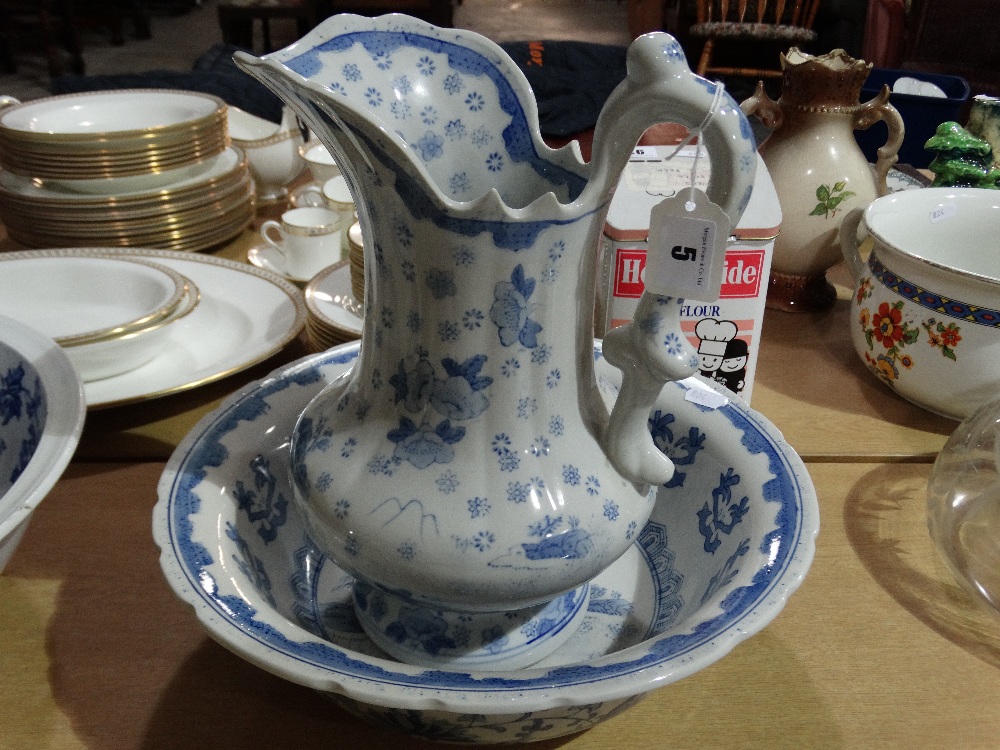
839;206;868;280
594;33;757;488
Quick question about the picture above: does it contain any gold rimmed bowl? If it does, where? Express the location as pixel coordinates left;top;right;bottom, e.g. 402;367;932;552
0;253;201;381
0;89;229;180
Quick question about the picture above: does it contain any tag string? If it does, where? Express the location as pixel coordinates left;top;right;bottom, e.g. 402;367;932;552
664;81;726;210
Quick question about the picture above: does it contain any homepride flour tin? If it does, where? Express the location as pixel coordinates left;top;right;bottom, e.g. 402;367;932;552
597;146;781;403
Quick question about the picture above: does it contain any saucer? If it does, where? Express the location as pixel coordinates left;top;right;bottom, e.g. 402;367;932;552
302;260;362;350
246;243;316;284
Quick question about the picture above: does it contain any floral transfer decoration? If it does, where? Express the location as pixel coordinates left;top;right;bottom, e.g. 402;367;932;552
867;251;1000;328
857;298;963;383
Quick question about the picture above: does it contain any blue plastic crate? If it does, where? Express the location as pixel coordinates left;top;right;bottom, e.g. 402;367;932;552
854;68;970;169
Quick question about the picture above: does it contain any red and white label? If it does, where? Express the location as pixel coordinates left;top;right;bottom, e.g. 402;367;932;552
612;247;765;300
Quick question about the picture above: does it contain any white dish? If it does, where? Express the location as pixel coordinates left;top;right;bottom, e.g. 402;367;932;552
154;341;818;743
42;155;220;196
303;261;363;336
0;315;86;571
0;254;188;344
64;278;200;382
0;89;224;136
0;249;306;409
0;147;243;204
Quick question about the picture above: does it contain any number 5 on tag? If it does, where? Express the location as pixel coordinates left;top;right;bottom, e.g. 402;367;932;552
643;188;731;302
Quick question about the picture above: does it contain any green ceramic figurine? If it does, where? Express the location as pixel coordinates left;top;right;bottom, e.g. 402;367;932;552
925;121;1000;188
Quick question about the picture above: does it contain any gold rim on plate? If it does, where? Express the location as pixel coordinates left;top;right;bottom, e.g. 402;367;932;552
0;247;307;409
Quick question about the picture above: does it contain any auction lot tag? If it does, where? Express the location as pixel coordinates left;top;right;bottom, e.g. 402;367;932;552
644;188;731;301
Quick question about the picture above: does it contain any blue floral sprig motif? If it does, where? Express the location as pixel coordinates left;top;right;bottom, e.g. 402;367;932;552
431;355;492;420
387;416;465;469
521;516;592;561
384;606;456;657
292;413;335;490
698;467;750;554
701;537;750;605
0;363;43;483
648;409;706;488
232;455;289;544
0;363;29;425
225;522;276;608
587;585;633;616
491;264;542;348
414;130;444;161
389;354;435;412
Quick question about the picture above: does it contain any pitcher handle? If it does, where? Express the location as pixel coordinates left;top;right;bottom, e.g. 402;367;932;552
593;34;757;488
854;85;905;197
839;206;868;280
585;33;756;225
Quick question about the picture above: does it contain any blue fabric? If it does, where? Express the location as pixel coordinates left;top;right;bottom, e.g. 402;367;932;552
49;40;629;134
499;41;627;137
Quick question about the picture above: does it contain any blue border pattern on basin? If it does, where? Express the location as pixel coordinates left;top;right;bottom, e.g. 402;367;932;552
165;345;805;692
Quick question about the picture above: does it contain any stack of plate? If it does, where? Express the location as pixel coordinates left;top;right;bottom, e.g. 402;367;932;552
303;260;363;352
0;148;255;251
0;90;229;179
0;90;253;252
348;220;365;304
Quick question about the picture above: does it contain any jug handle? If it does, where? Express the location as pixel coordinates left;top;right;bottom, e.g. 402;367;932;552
839;206;868;280
739;81;784;131
585;33;755;226
854;85;905;197
593;33;757;488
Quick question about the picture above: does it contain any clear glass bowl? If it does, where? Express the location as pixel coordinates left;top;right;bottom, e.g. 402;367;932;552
927;398;1000;613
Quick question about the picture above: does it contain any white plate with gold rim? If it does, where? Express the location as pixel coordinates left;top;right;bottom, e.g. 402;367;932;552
303;260;363;338
0;147;245;205
0;249;306;409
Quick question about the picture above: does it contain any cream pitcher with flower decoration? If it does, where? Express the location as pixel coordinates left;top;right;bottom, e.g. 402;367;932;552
235;13;756;670
742;48;904;312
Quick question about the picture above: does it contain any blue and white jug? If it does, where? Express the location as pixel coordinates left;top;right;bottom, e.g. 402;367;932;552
236;13;756;670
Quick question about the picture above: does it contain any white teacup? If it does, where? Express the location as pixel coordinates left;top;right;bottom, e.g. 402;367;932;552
299;140;341;183
293;175;355;256
260;206;341;281
842;188;1000;420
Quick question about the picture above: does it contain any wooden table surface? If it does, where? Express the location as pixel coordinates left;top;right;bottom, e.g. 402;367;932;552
2;213;997;748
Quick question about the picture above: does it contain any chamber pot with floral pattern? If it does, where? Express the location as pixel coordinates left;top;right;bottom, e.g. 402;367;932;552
842;187;1000;421
235;13;757;670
